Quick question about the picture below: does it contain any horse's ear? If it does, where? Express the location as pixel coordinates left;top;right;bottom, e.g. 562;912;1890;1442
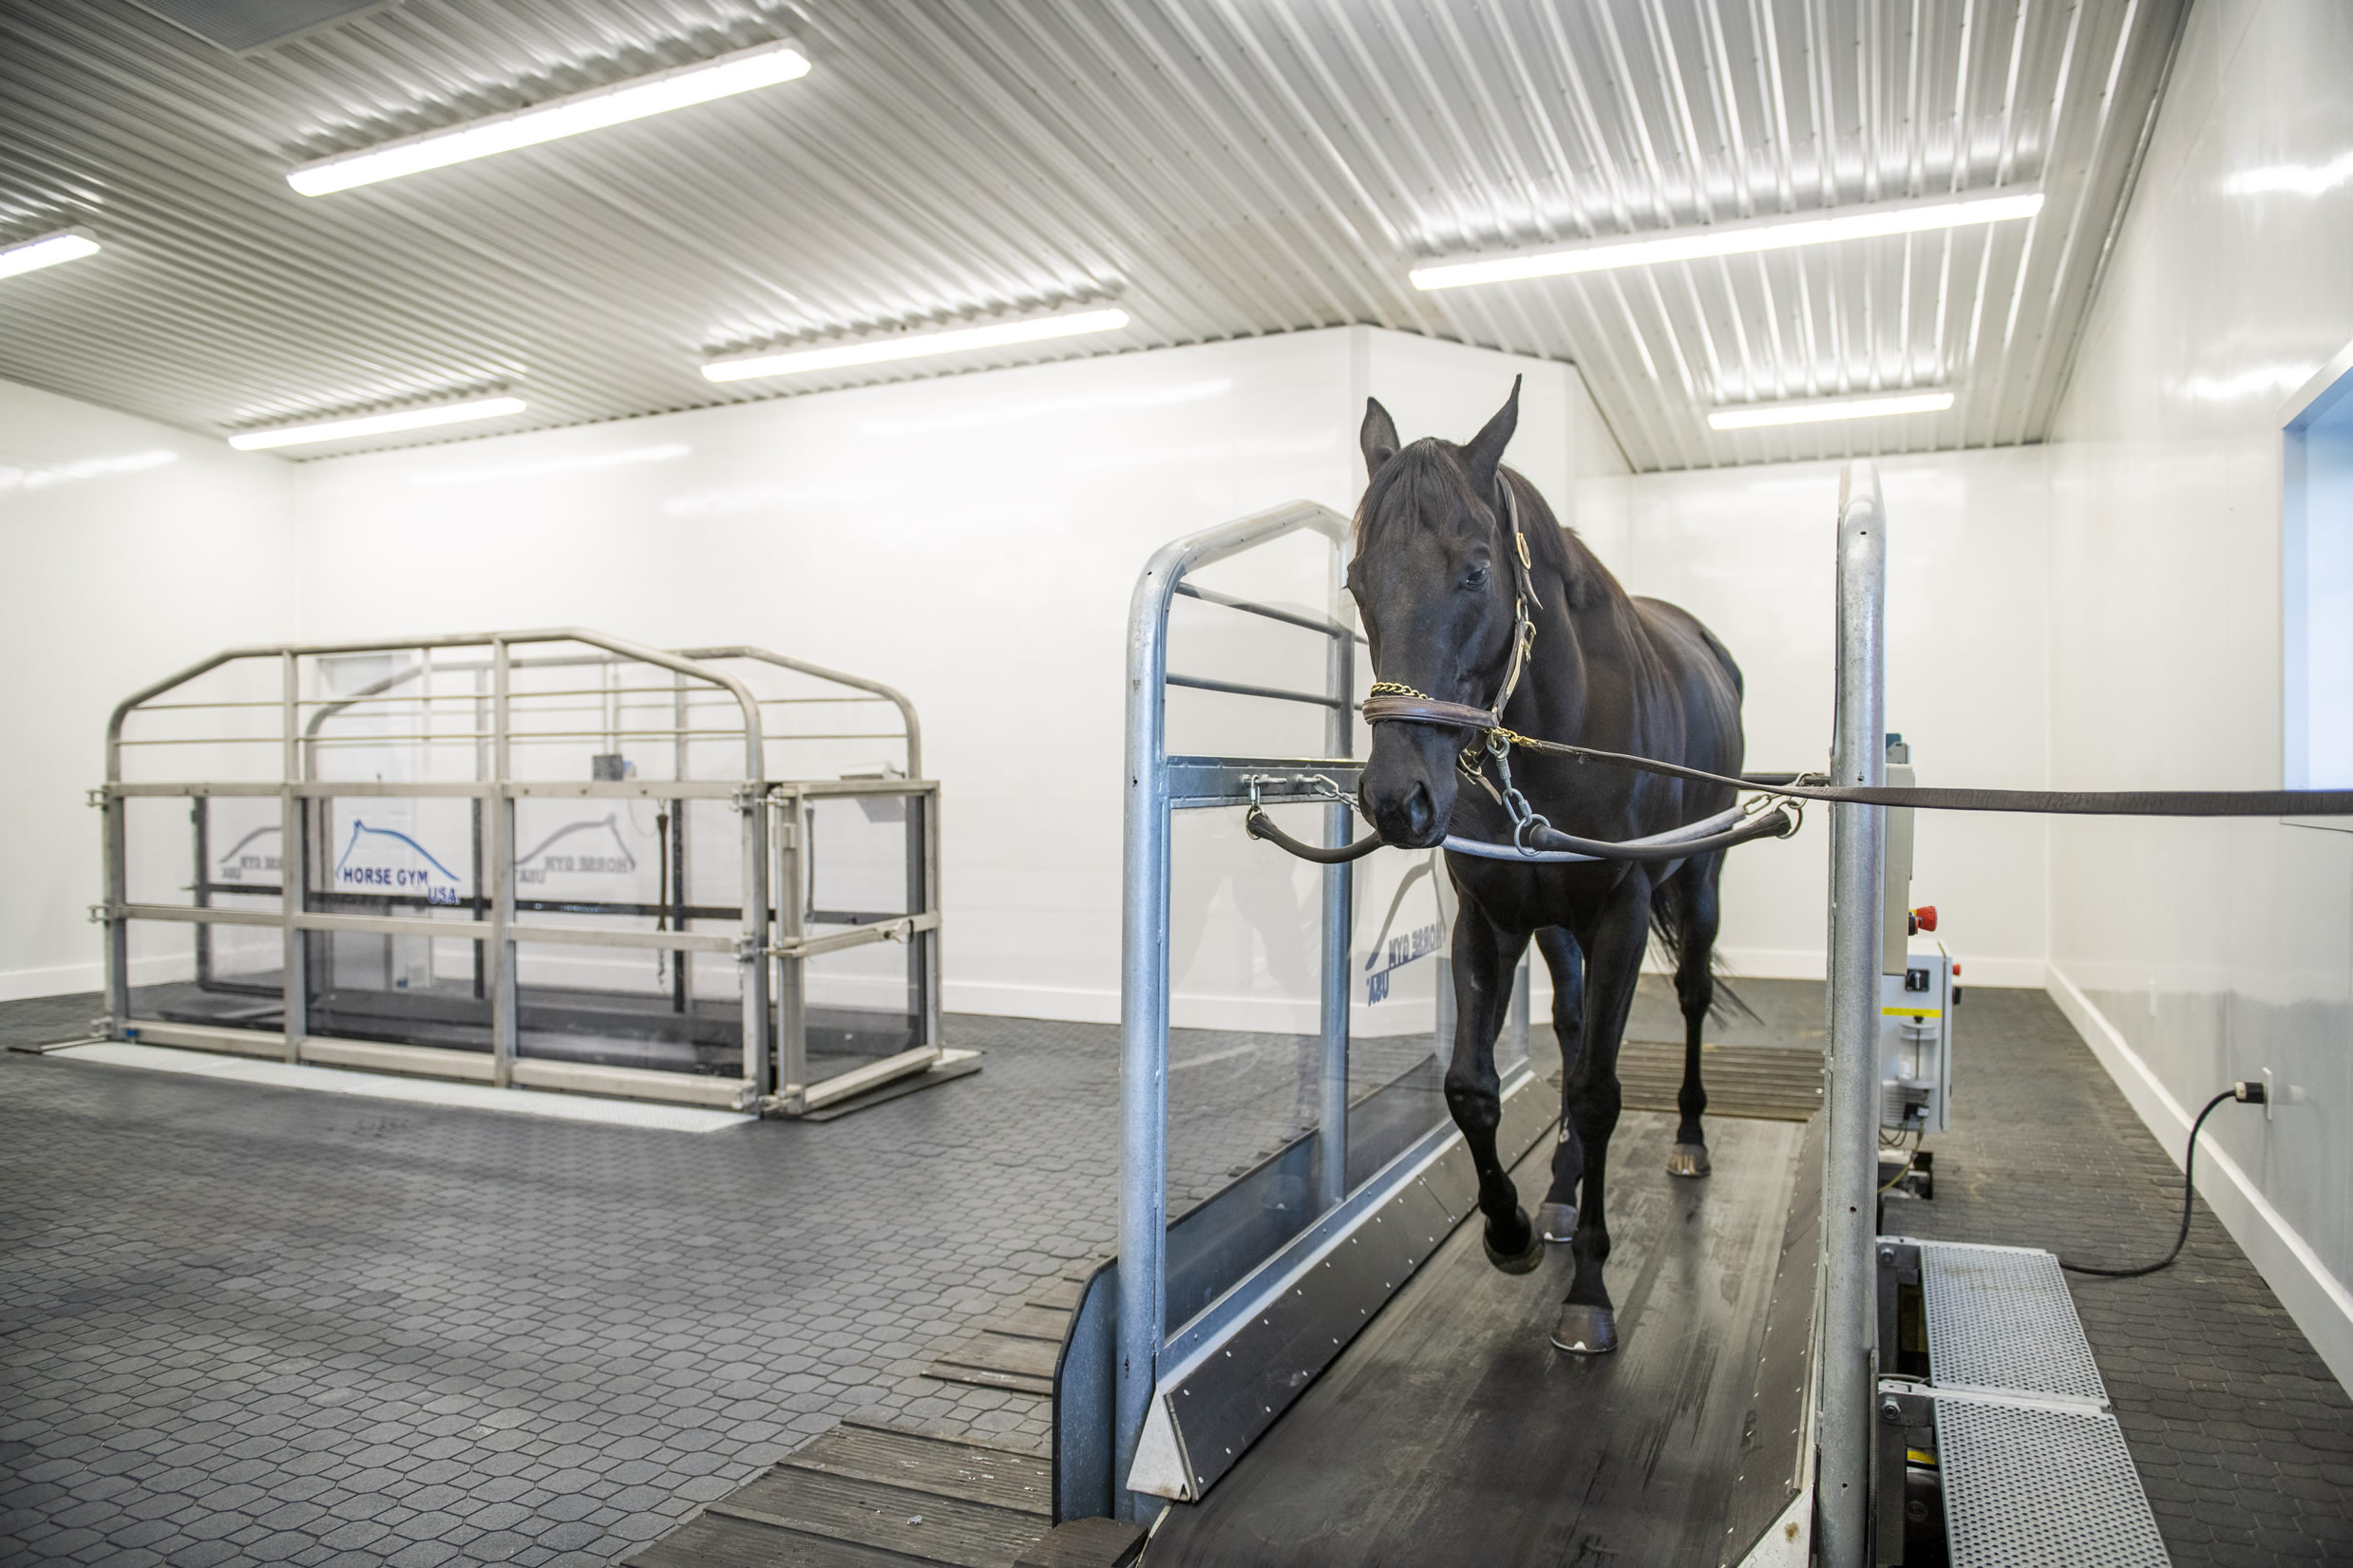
1461;376;1521;494
1361;397;1399;478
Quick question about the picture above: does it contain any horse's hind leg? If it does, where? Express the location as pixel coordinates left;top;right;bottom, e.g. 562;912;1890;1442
1667;854;1725;1178
1533;927;1584;1242
1444;906;1541;1275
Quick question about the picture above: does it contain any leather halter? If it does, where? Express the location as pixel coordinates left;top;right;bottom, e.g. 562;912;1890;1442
1358;476;1543;763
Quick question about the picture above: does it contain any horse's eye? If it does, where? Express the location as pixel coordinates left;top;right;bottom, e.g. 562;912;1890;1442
1462;562;1490;590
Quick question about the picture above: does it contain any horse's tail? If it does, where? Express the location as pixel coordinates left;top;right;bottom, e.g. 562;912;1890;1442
1647;860;1757;1025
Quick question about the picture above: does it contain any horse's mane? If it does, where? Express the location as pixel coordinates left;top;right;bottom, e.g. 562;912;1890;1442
1355;438;1622;613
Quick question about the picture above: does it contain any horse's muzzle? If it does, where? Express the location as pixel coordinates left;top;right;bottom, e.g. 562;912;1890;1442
1360;734;1459;849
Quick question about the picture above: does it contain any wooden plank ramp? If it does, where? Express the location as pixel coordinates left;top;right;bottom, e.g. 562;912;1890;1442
1614;1039;1823;1122
920;1258;1103;1397
628;1418;1054;1568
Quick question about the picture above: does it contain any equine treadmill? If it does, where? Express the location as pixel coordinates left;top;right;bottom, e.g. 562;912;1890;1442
1140;1107;1821;1568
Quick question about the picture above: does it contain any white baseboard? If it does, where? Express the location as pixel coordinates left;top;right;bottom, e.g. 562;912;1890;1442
2047;964;2353;1395
0;959;103;1004
942;978;1119;1025
1;952;191;1005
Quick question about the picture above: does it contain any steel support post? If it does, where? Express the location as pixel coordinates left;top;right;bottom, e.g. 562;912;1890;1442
489;640;518;1086
280;652;308;1062
1818;462;1888;1568
741;779;771;1104
103;789;130;1032
1317;539;1356;1212
1116;557;1177;1524
920;785;942;1058
774;791;806;1109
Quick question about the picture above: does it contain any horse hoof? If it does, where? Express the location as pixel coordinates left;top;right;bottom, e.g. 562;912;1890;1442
1536;1201;1578;1243
1666;1143;1712;1178
1482;1209;1545;1275
1550;1302;1619;1355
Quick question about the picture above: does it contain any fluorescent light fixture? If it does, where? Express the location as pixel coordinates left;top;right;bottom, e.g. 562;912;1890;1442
1413;190;2044;291
290;41;810;196
1708;390;1956;431
228;396;527;451
0;228;101;280
704;308;1130;383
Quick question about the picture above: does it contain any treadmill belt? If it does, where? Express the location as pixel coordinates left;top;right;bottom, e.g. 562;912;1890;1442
1146;1110;1810;1567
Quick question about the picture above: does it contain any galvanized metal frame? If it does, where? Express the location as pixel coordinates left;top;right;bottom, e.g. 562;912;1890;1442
1820;463;1888;1568
1116;500;1530;1520
1100;469;1892;1548
99;628;938;1114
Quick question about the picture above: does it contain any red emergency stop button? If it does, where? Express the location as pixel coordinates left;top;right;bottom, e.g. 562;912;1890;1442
1911;905;1937;933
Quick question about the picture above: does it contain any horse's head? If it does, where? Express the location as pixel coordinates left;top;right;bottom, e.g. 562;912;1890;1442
1347;379;1525;848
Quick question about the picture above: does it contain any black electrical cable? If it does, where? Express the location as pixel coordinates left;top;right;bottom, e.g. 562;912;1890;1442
2061;1085;2262;1278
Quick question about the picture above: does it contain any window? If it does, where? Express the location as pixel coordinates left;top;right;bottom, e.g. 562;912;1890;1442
2284;344;2353;792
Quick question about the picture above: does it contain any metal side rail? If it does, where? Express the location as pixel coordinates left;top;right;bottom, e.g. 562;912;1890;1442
1875;1237;2170;1567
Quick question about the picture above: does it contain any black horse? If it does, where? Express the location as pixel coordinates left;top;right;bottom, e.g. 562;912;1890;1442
1348;379;1746;1354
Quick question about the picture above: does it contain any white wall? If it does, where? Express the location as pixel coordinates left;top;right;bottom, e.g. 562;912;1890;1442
290;326;1582;1028
2040;0;2353;1389
0;382;296;1001
1587;449;2053;987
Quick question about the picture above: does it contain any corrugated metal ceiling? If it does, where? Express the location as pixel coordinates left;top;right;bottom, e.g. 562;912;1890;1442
0;0;2184;469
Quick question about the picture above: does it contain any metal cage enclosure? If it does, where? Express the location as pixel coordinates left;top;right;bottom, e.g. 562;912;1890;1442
96;628;940;1115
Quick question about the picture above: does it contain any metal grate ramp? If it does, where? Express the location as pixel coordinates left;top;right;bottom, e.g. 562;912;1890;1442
1916;1240;2108;1405
1881;1238;2170;1567
1935;1396;2170;1568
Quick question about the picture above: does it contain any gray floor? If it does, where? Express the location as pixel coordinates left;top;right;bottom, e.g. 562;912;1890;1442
1895;986;2353;1567
0;998;1453;1568
4;985;2348;1567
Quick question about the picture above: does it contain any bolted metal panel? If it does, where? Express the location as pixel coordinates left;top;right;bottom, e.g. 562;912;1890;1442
1935;1398;2171;1568
1915;1239;2110;1407
0;0;2181;470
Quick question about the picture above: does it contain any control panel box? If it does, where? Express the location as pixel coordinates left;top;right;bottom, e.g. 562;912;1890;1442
1879;943;1954;1133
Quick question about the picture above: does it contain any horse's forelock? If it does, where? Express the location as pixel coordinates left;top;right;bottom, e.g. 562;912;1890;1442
1353;440;1479;555
1352;439;1621;614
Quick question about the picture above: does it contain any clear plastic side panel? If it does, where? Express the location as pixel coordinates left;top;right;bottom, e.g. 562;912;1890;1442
1166;802;1329;1219
125;917;281;1036
800;792;925;1077
1346;844;1452;1176
801;942;919;1070
304;795;487;1049
1155;516;1452;1340
508;790;744;1077
514;939;740;1077
193;797;287;916
127;795;279;911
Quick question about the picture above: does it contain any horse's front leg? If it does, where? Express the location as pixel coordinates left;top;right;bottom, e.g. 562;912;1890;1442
1533;927;1584;1243
1445;905;1540;1274
1553;872;1653;1354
